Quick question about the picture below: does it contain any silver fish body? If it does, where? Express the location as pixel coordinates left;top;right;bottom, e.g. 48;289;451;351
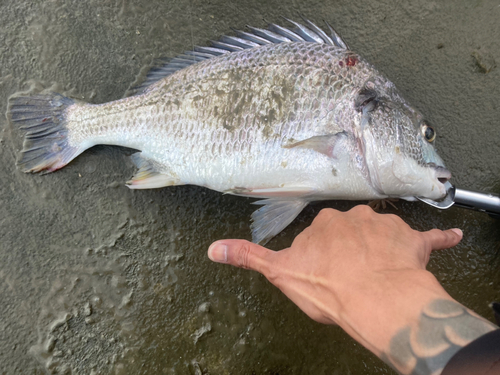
9;19;451;244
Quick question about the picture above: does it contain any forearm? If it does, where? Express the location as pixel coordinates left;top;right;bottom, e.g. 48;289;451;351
335;271;498;375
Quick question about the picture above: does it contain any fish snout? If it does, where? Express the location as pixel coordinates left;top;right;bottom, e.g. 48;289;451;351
434;166;452;185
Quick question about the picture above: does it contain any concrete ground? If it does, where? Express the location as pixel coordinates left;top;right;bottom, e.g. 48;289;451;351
0;0;499;373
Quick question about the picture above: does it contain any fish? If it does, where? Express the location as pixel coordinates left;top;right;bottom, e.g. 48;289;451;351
8;17;451;245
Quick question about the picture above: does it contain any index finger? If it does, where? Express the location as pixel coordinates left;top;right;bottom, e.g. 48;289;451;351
422;228;463;251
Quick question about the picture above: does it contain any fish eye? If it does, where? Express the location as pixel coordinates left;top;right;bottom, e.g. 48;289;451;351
421;123;436;142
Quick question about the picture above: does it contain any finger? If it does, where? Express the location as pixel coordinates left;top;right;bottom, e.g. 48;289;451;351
422;228;463;250
207;239;275;275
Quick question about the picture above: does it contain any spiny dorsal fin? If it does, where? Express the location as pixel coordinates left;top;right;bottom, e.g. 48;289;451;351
128;18;348;96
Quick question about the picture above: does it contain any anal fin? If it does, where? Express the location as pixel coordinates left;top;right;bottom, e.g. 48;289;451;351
251;199;309;245
126;153;179;189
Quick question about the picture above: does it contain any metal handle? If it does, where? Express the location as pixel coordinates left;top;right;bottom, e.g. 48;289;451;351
453;188;500;217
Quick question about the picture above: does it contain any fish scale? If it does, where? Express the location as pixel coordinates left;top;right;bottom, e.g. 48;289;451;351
8;19;451;244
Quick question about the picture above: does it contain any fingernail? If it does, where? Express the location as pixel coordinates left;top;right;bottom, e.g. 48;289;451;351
451;228;463;238
208;243;228;263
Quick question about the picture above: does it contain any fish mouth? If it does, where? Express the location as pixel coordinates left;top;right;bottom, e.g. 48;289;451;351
434;166;452;185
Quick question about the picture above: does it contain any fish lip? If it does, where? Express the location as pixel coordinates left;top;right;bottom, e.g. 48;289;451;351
434;166;452;186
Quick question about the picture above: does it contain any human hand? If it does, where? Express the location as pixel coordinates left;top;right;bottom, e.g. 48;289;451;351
208;206;497;374
209;205;460;326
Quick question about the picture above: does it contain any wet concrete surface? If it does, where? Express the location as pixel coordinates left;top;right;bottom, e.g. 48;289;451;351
1;0;499;374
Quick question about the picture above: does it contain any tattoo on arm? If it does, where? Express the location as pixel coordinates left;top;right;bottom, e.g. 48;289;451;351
381;299;499;375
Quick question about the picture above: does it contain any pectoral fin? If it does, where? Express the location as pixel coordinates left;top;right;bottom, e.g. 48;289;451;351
283;132;347;158
250;198;309;245
126;153;180;189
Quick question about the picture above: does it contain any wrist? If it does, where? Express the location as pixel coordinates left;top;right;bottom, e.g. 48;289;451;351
333;270;498;374
334;270;450;354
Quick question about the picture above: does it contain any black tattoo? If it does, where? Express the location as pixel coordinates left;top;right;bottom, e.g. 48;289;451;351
381;299;498;375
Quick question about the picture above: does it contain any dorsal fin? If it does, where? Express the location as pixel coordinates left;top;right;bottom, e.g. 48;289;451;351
128;18;348;96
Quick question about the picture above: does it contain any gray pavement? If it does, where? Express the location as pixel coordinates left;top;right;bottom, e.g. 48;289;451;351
1;1;499;373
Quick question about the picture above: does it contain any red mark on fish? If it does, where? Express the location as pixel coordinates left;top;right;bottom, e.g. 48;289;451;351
346;56;357;66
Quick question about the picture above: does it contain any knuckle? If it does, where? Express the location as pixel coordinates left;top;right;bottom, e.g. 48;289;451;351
419;231;435;249
314;208;335;223
440;230;456;247
235;242;254;269
350;204;375;218
318;208;335;218
352;204;373;214
428;228;443;240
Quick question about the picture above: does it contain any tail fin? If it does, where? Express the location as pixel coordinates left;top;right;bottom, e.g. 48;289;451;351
9;93;82;173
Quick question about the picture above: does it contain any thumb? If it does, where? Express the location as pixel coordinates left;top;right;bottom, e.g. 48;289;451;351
207;239;275;275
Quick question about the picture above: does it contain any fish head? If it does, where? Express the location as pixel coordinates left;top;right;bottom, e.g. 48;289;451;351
354;79;451;200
